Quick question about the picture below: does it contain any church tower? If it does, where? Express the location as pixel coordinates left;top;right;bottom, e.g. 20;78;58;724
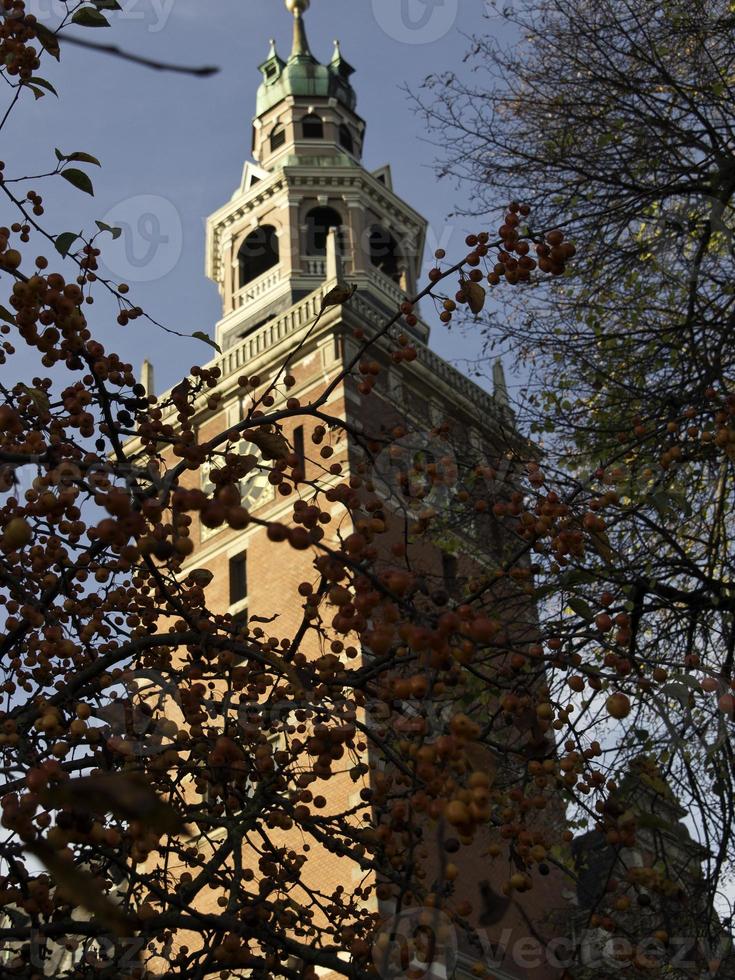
205;0;427;355
173;3;565;977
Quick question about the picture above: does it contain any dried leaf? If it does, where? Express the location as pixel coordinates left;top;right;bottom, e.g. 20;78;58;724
41;773;183;834
245;428;289;461
464;281;487;315
18;383;50;416
321;282;357;309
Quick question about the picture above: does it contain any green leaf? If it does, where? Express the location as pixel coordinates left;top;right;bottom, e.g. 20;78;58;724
662;681;691;708
568;596;594;621
17;384;50;416
533;584;556;600
56;149;101;167
192;331;222;354
28;86;47;101
71;5;110;26
60;168;94;196
54;232;80;257
34;23;60;59
27;77;58;96
0;305;15;324
94;0;122;7
64;151;101;167
95;220;122;240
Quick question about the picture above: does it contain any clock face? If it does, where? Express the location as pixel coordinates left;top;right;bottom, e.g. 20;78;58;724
201;439;272;511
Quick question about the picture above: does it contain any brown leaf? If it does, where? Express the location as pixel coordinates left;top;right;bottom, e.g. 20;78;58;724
321;282;357;309
41;773;183;834
245;428;289;461
464;281;487;316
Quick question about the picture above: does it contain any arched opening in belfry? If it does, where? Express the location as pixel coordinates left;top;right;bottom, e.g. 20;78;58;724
238;225;279;288
369;225;402;282
339;124;354;154
270;125;286;153
301;114;324;139
305;207;344;256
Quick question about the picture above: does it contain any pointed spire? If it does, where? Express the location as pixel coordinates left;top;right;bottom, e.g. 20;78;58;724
258;35;285;89
141;359;155;399
329;36;355;83
492;358;510;409
325;227;343;283
285;0;312;59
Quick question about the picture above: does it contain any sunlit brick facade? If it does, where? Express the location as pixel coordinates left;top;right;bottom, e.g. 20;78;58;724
167;3;568;976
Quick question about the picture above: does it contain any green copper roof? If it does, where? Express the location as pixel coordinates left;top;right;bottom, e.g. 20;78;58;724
256;8;356;118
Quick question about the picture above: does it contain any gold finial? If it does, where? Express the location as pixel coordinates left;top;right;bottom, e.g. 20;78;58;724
286;0;311;58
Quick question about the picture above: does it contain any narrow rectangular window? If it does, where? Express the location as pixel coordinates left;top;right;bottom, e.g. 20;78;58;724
229;551;247;606
442;552;459;596
294;425;305;476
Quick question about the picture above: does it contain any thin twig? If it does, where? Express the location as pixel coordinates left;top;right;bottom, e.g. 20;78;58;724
60;32;218;76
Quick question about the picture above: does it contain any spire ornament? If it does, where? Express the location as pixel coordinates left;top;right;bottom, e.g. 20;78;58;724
285;0;312;58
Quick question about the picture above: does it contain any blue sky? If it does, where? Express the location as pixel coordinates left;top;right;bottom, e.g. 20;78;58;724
4;0;504;394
